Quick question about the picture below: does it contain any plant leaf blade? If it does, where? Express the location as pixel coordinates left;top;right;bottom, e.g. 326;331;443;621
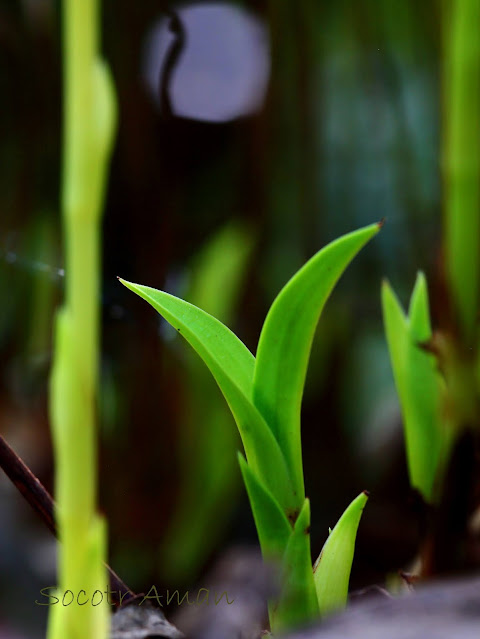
313;491;368;616
120;279;297;512
238;454;292;560
382;274;445;502
272;499;319;633
253;222;382;498
120;280;254;397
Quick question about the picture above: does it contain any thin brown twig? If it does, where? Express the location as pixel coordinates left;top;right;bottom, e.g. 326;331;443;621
0;433;134;606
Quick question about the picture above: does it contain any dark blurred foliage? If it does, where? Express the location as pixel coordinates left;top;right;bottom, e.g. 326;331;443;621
0;0;445;636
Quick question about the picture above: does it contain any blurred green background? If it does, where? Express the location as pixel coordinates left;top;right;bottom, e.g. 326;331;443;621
0;1;444;636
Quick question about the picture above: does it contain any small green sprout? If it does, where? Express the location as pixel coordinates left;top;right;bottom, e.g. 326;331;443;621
382;273;451;503
121;221;381;631
379;0;480;575
313;491;368;616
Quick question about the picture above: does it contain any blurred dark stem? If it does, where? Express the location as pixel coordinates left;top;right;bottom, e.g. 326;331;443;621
159;9;186;118
0;433;135;605
422;428;480;576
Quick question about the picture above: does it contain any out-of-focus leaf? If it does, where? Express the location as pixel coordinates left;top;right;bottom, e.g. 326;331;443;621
313;491;368;616
382;273;445;502
49;312;109;637
272;499;319;633
188;222;255;318
253;222;382;500
444;0;480;342
476;348;480;394
161;222;255;581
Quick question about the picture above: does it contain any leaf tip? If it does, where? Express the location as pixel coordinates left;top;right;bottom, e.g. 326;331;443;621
381;279;395;305
377;217;387;229
362;489;370;497
381;277;391;290
117;278;137;293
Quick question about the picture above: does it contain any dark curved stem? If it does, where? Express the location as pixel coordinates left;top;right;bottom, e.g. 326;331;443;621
0;434;134;605
159;9;186;117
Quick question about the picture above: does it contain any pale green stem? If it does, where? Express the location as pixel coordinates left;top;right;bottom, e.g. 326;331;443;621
444;0;480;343
59;0;99;541
48;0;116;636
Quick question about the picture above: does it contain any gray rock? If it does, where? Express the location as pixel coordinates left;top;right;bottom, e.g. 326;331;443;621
283;574;480;639
111;602;184;639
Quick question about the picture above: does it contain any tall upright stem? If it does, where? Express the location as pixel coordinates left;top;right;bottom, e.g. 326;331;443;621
444;0;480;343
48;0;116;636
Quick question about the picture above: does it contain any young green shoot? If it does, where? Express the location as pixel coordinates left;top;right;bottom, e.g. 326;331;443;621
382;273;450;504
120;221;381;631
313;491;369;616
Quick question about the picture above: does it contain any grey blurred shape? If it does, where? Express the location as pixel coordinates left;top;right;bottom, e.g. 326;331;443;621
111;602;184;639
283;573;480;639
142;3;270;123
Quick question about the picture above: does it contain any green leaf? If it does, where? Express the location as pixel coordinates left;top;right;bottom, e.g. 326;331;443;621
382;274;444;502
119;280;297;512
253;222;382;499
120;280;254;397
222;374;298;513
381;280;409;390
272;499;319;633
238;454;292;560
313;491;368;616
